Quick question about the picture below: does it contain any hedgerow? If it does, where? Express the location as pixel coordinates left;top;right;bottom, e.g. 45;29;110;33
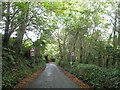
63;62;120;89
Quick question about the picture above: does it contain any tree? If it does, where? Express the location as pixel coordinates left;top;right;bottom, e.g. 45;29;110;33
15;2;30;52
2;2;11;47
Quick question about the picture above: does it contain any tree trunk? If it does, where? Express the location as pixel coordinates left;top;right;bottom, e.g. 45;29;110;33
112;10;118;67
72;32;79;62
73;32;79;51
15;5;29;52
57;37;63;61
79;33;83;63
118;1;120;46
2;2;10;48
16;20;26;52
63;33;67;61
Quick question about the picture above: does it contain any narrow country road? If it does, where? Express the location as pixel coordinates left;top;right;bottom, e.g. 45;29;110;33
25;62;80;88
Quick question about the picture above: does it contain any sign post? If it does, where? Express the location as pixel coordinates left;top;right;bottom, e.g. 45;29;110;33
30;48;35;57
30;48;35;67
70;51;75;65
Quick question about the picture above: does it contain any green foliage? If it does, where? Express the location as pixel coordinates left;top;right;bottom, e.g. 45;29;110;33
15;2;30;12
2;1;120;89
2;48;46;89
45;43;59;57
64;63;120;89
23;40;33;47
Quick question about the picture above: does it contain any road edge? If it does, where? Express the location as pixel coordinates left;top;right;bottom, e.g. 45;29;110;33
58;66;93;90
13;65;46;89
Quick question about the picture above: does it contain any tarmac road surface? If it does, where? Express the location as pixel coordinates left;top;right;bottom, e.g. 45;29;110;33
25;62;80;88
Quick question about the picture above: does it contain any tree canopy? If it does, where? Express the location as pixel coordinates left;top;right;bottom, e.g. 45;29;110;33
1;1;120;89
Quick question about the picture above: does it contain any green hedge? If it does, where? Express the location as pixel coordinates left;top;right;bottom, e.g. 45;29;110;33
64;63;120;89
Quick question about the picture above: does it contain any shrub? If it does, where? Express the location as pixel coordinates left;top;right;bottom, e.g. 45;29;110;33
2;48;46;89
65;63;120;89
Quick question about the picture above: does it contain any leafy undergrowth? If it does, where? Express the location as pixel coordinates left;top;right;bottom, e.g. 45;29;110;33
2;48;45;89
62;62;120;89
59;66;91;89
13;66;45;88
